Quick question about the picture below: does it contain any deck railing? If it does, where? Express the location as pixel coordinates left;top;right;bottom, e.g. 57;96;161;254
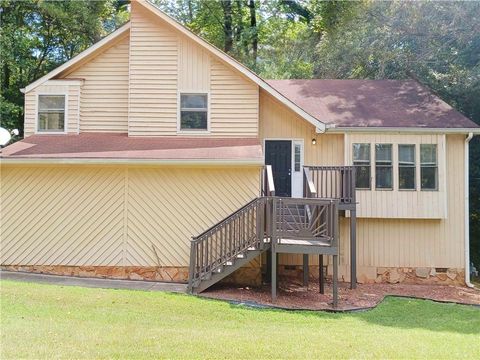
273;197;339;248
304;166;356;205
188;197;267;290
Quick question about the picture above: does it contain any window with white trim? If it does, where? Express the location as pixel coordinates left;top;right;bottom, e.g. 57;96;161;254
375;144;392;189
179;93;208;131
420;144;438;190
38;95;65;132
353;143;371;189
294;143;301;172
398;144;416;190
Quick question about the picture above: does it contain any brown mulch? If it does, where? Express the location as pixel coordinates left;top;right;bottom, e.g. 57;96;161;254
200;279;480;311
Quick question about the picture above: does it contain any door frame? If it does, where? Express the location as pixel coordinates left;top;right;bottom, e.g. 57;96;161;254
263;138;304;198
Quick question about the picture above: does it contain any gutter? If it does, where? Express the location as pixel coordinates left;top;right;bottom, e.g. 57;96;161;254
0;158;265;166
465;132;474;288
326;127;480;135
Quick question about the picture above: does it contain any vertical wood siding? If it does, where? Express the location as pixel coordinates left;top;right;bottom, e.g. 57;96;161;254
64;35;130;132
259;90;465;270
0;165;260;267
345;133;447;219
24;83;80;137
178;38;210;92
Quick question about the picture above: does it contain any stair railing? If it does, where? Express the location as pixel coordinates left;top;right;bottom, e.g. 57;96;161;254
188;197;267;292
304;165;356;205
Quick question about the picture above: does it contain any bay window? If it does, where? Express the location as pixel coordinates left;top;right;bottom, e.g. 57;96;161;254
353;143;371;189
398;144;416;190
421;144;438;190
375;144;392;189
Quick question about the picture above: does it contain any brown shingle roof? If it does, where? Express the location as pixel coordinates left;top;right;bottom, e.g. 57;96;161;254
267;79;479;129
0;133;263;162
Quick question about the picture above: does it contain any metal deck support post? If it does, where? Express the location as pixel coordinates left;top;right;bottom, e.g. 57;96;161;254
303;254;309;287
319;254;324;294
350;209;357;289
271;246;277;301
333;255;338;308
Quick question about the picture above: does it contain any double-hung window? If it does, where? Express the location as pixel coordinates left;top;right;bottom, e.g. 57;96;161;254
420;144;438;190
375;144;392;189
353;143;371;189
38;95;65;132
398;144;416;190
179;93;208;131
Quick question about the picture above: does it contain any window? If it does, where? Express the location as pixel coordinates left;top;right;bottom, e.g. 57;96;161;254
398;144;416;190
353;143;371;189
179;93;208;131
294;144;301;172
375;144;392;189
38;95;65;132
421;144;438;190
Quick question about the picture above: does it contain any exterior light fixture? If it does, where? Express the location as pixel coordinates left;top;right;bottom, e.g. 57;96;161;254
312;138;317;145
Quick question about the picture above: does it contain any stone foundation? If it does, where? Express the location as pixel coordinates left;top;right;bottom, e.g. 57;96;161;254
1;265;189;283
277;265;465;286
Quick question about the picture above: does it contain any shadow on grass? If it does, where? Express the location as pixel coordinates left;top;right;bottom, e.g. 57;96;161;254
222;296;480;335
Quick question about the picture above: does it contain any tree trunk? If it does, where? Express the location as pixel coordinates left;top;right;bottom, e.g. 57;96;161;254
221;0;233;53
248;0;258;68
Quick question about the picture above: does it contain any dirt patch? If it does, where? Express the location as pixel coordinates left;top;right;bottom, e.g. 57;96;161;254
201;279;480;311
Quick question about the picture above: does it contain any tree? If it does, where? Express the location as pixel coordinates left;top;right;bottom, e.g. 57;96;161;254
0;0;128;134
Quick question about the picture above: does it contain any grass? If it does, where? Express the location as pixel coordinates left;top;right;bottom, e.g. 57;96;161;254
1;280;479;359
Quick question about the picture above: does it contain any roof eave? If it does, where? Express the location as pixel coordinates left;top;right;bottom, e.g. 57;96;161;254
326;126;480;134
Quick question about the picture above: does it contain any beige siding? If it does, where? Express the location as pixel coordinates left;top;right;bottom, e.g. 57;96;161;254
24;82;80;137
345;133;447;219
259;90;465;272
210;60;259;136
0;165;260;267
128;1;259;136
64;35;130;132
178;38;210;92
128;2;179;136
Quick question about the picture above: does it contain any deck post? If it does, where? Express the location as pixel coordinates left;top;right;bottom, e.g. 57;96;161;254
319;254;324;294
333;254;338;308
303;254;309;287
350;209;357;289
271;245;277;301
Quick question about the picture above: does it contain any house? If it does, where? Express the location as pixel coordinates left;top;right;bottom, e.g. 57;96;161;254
1;0;479;298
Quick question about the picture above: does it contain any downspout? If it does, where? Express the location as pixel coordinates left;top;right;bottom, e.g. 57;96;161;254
465;132;474;288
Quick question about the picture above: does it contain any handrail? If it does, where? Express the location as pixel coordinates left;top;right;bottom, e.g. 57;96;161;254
303;167;317;198
265;165;275;196
303;165;356;204
188;197;267;291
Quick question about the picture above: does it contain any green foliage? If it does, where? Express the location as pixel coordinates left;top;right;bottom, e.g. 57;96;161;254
0;0;128;135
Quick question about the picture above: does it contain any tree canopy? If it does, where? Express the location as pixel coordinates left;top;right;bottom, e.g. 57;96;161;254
0;0;479;266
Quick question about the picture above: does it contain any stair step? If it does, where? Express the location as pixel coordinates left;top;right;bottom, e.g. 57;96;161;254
226;261;234;266
247;246;256;251
236;253;246;259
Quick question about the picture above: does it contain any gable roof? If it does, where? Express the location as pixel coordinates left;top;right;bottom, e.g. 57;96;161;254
21;0;325;132
268;79;480;131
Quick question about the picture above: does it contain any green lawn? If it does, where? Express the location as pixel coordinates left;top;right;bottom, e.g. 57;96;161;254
1;280;479;359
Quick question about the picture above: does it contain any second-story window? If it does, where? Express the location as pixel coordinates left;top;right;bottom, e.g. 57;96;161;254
180;93;208;131
421;144;438;190
38;95;65;132
375;144;392;189
398;144;416;190
353;143;371;189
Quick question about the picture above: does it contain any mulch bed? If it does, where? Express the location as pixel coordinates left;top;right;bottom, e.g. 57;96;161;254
200;279;480;311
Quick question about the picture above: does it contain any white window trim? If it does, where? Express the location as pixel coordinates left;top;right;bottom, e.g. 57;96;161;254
35;92;68;134
398;144;416;191
177;91;210;134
